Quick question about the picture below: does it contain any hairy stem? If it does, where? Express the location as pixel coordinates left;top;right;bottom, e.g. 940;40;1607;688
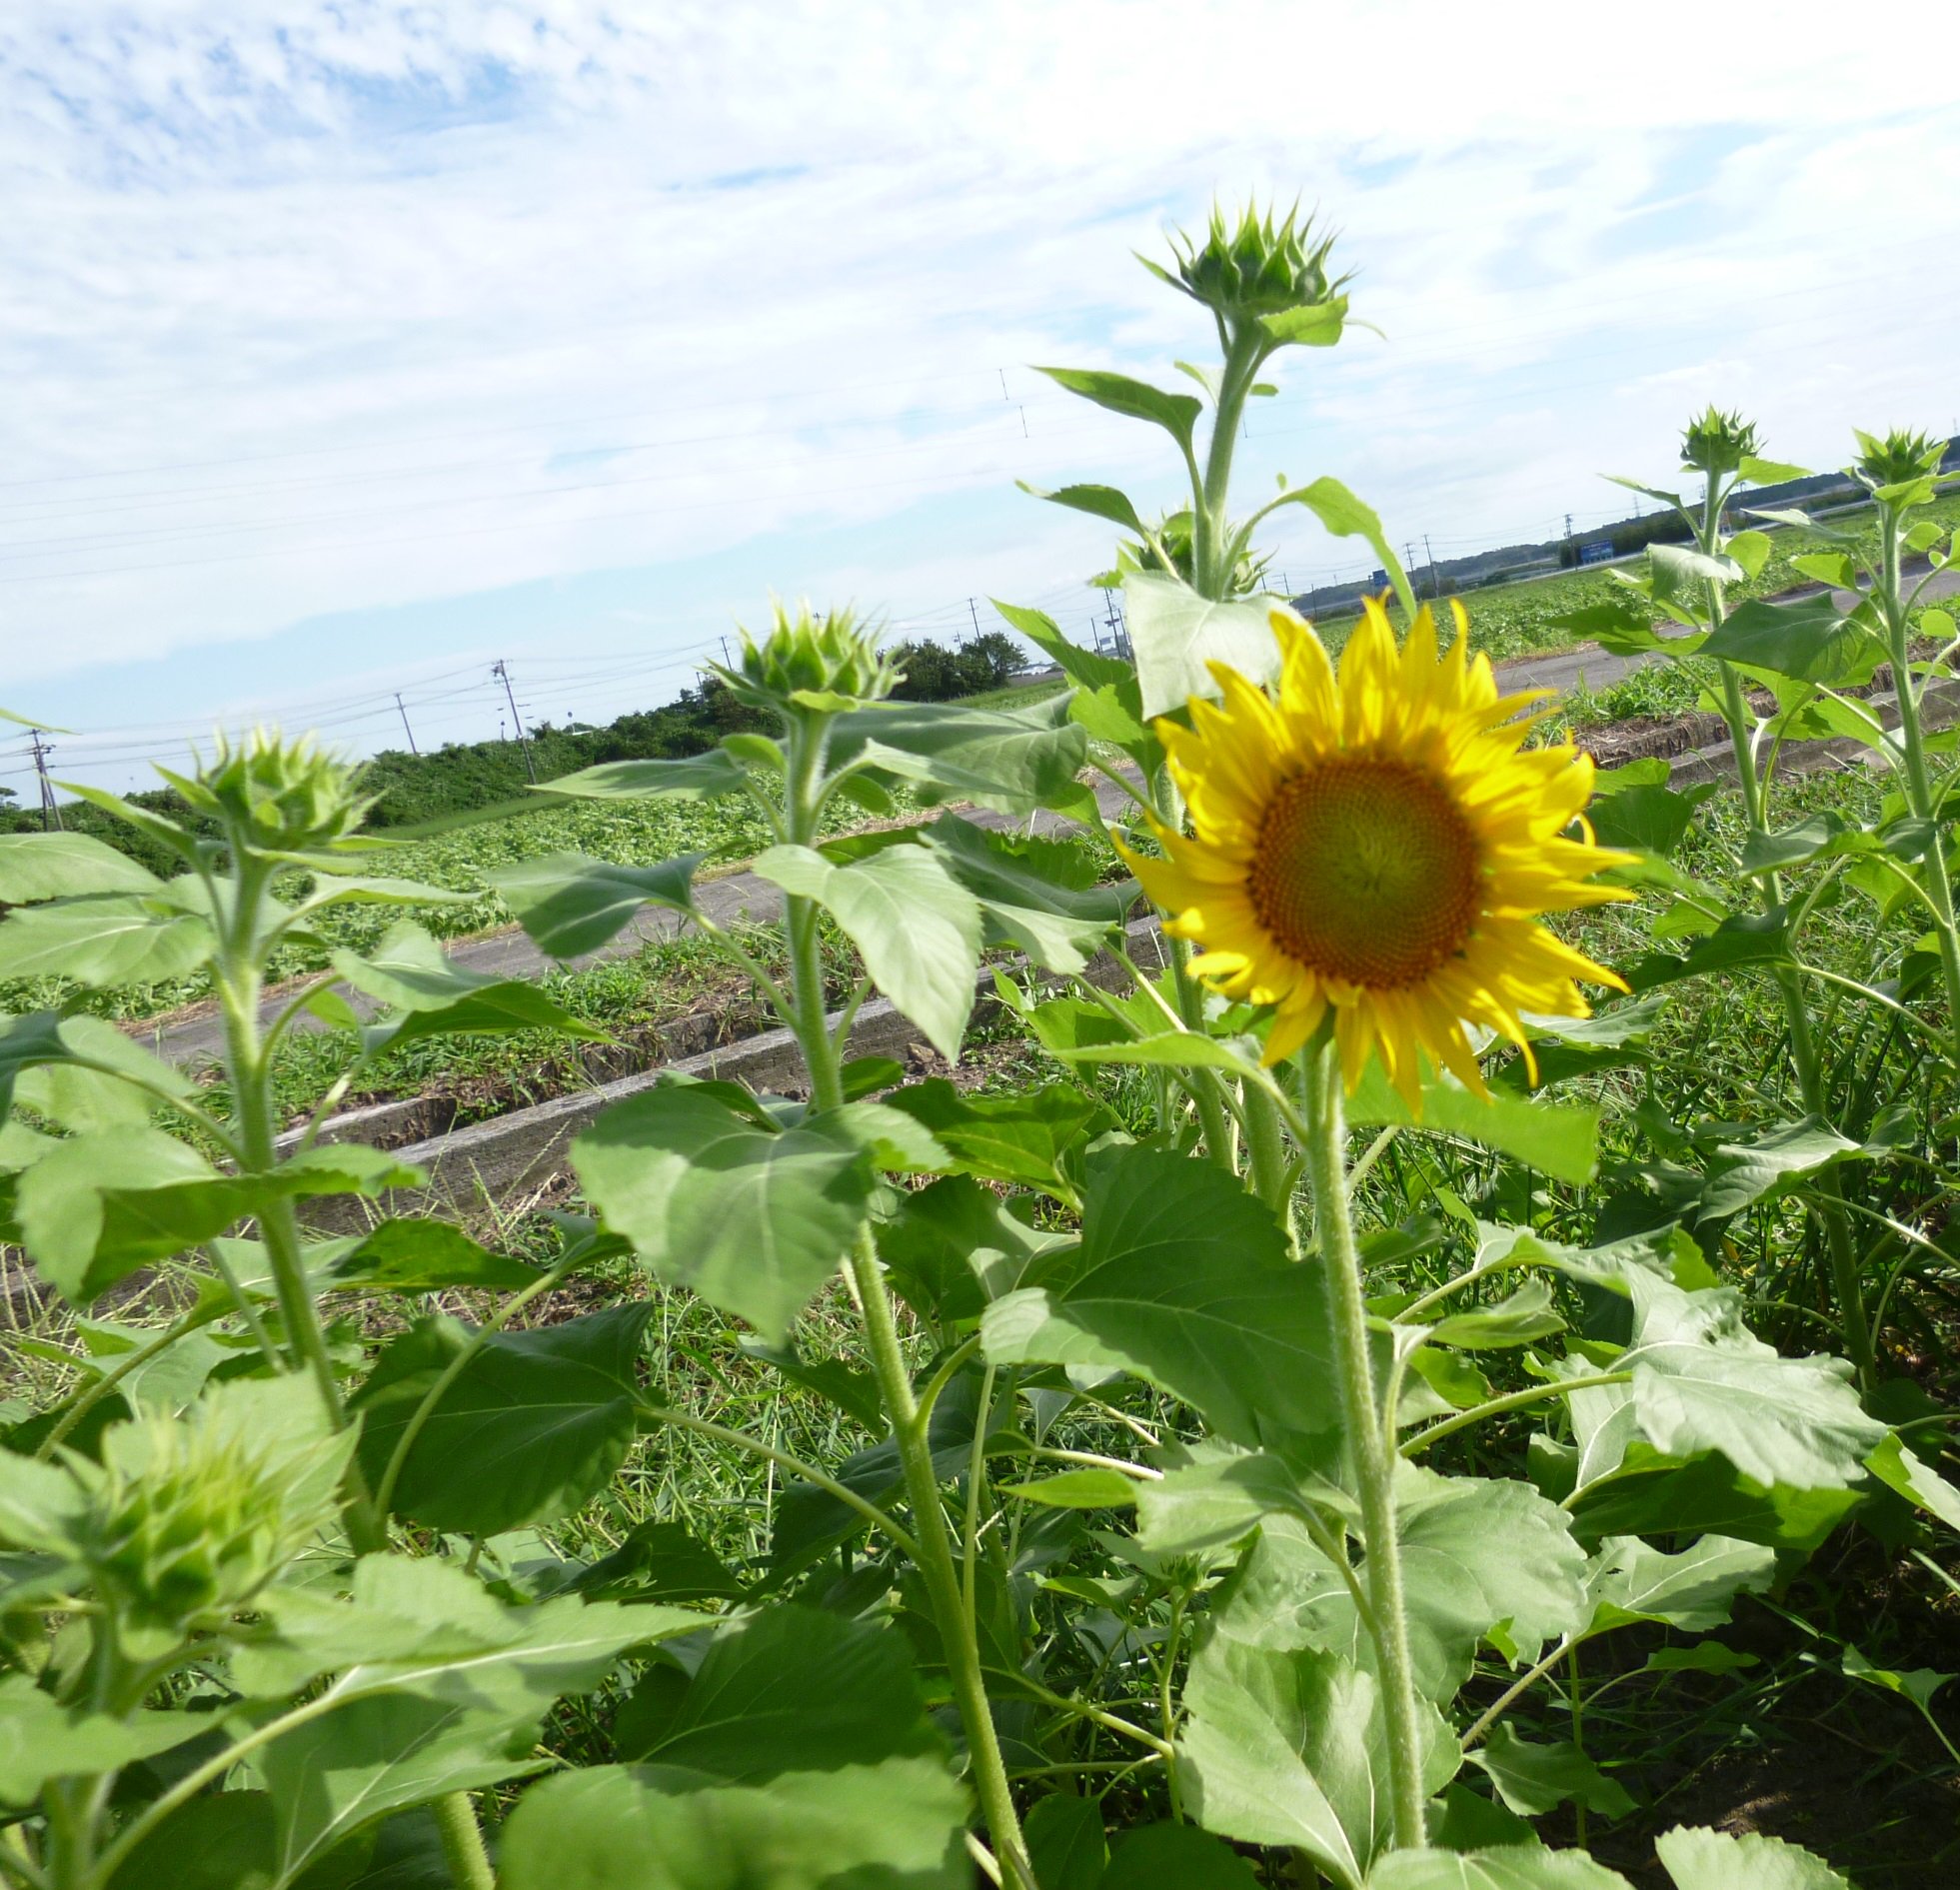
1298;1039;1427;1849
431;1791;497;1890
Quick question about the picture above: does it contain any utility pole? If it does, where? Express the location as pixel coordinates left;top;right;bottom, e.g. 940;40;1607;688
1564;512;1573;540
492;660;537;784
393;692;419;756
1423;534;1438;603
969;597;981;640
1089;616;1105;657
29;731;61;832
720;635;732;666
1100;587;1127;660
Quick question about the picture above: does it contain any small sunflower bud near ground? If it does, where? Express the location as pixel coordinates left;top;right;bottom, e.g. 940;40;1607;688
162;729;371;859
1679;406;1760;478
1118;599;1635;1111
74;1377;352;1657
712;602;900;715
1143;199;1349;347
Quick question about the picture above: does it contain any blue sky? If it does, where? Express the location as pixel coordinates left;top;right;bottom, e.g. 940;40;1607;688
3;3;1958;795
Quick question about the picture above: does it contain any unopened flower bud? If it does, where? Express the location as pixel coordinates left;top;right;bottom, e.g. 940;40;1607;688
1679;407;1760;478
171;731;367;856
716;603;900;713
1150;201;1345;335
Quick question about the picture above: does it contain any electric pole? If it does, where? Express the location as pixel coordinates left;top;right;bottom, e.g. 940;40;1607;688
969;597;981;640
492;661;537;784
29;731;61;832
1423;534;1438;603
1564;512;1573;540
720;635;732;666
394;693;419;756
1100;587;1127;660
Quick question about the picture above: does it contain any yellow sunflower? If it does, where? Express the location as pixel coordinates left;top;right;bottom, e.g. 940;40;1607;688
1121;597;1633;1107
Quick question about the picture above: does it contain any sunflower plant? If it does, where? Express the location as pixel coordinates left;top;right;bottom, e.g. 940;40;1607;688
2;205;1952;1890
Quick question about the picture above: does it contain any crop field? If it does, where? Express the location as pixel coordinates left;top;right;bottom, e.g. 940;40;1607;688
2;205;1957;1890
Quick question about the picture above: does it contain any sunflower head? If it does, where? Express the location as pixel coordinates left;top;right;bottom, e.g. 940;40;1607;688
1853;428;1944;500
717;602;898;714
1679;407;1759;478
1118;599;1633;1110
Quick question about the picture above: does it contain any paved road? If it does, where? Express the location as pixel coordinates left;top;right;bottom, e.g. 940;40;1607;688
140;568;1960;1069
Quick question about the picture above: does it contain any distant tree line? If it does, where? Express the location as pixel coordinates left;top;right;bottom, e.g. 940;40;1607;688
2;632;1031;863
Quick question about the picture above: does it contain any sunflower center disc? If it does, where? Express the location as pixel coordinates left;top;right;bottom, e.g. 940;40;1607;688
1248;759;1482;988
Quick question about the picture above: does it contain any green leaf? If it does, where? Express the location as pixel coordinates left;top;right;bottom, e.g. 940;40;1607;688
1122;573;1282;720
1098;1824;1261;1889
1700;596;1878;687
334;921;610;1043
1039;1023;1266;1081
1618;1271;1883;1487
1470;1724;1634;1819
737;1335;885;1431
992;600;1134;691
1565;1446;1863;1550
1648;542;1745;599
1427;1279;1566;1349
1000;1467;1140;1509
1265;478;1416;623
0;1673;205;1807
240;1552;685;1706
875;1173;1065;1321
571;1518;747;1603
351;1304;655;1533
1584;1533;1777;1633
0;894;214;988
490;852;704;957
0;832;161;902
1654;1823;1852;1890
883;1079;1113;1203
1627;911;1792;991
618;1606;945;1779
1864;1433;1960;1532
922;818;1132;974
325;1219;544;1293
1034;365;1202;450
0;1010;195;1125
1134;1439;1325;1560
755;843;980;1059
1544;599;1678;657
1346;1064;1601;1185
828;695;1090;817
1179;1638;1458;1889
1025;1793;1107;1890
1020;481;1148;535
1370;1847;1634;1888
498;1757;970;1890
1724;530;1772;580
1697;1118;1860;1221
573;1084;875;1343
258;1694;546;1886
1215;1474;1589;1699
981;1145;1335;1446
1587;783;1715;859
102;1793;280;1890
545;752;751;801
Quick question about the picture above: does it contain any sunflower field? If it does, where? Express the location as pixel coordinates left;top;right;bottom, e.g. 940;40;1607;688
1;204;1955;1890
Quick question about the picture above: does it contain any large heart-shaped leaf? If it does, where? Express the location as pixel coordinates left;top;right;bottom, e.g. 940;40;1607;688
1179;1638;1458;1889
981;1144;1335;1445
574;1084;876;1342
498;1757;970;1890
1121;573;1282;719
351;1304;656;1533
491;852;704;958
755;843;981;1060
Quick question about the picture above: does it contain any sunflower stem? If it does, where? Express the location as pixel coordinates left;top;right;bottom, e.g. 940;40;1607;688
1298;1035;1428;1851
1694;477;1875;1382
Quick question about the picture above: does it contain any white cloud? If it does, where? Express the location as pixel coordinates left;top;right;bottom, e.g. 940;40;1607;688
2;0;1957;747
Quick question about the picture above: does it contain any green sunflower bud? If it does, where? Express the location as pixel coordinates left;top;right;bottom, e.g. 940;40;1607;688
714;603;899;714
169;730;368;857
78;1378;351;1655
1853;427;1944;496
1679;406;1760;477
1149;200;1346;339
